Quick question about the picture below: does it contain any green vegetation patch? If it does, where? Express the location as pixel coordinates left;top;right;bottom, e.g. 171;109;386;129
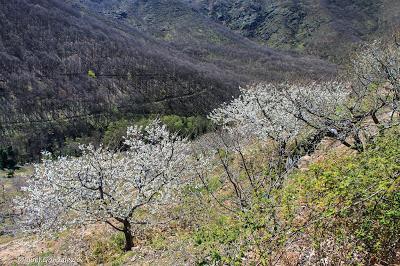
282;127;400;263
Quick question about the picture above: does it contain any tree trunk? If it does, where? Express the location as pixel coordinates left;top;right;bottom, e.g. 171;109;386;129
123;220;133;251
353;133;364;152
371;111;380;125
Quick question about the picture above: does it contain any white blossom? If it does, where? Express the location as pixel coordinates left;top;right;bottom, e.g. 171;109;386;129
15;120;189;250
209;82;350;143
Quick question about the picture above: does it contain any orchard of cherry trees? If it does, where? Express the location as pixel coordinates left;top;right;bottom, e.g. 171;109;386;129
14;34;400;264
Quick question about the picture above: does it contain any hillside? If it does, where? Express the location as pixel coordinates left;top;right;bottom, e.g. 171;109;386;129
186;0;400;60
67;0;333;79
1;84;399;265
0;0;333;160
0;1;399;265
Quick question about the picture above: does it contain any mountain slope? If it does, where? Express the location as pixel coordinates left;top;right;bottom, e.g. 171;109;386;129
1;0;333;122
68;0;333;80
0;0;334;159
185;0;400;60
0;0;230;120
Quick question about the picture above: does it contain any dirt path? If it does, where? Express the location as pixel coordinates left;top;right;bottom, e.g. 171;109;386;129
0;237;49;265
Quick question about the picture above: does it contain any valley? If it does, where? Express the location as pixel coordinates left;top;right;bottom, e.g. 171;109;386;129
0;1;399;265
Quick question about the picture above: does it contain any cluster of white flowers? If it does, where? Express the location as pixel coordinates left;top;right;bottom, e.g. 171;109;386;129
209;82;350;143
209;84;300;142
15;120;189;236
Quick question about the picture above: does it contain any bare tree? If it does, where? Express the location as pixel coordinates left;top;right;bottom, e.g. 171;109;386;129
350;35;400;127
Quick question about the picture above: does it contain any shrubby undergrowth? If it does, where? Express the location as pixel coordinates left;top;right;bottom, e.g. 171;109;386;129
284;127;400;265
193;127;399;265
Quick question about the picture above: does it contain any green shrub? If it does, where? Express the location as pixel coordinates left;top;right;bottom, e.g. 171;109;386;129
90;232;126;264
102;119;131;150
87;69;96;78
161;115;213;139
282;127;400;264
194;127;400;265
194;215;243;265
